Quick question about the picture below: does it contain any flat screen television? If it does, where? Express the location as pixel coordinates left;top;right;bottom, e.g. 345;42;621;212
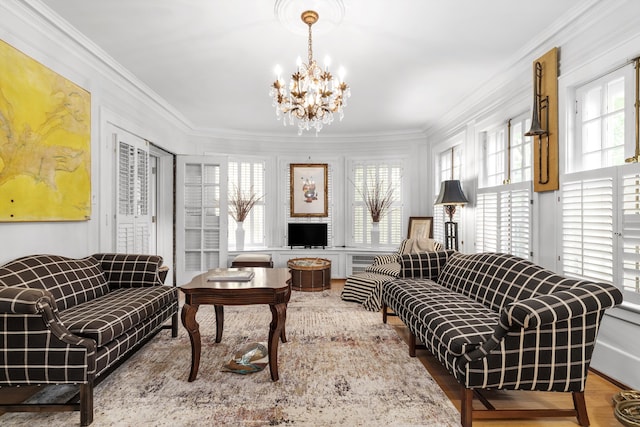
287;223;328;249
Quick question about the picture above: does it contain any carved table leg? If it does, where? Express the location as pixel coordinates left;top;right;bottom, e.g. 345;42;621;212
214;305;224;343
268;302;287;381
280;303;288;343
181;302;201;382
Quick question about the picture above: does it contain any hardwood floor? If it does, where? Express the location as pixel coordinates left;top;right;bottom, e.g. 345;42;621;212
1;279;626;426
331;279;626;427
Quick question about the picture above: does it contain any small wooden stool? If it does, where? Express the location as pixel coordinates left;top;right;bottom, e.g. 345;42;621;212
231;253;273;268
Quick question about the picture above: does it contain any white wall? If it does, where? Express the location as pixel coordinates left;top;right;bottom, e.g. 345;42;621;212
427;0;640;388
0;0;191;264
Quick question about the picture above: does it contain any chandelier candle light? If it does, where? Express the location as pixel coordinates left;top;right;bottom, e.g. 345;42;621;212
270;10;350;135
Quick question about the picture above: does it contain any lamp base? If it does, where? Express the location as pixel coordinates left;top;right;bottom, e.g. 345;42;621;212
444;221;458;251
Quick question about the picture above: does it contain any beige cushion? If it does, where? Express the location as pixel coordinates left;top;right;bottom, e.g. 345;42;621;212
402;238;437;254
233;254;272;262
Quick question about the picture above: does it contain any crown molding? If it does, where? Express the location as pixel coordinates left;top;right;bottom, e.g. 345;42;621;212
425;0;604;138
17;0;194;134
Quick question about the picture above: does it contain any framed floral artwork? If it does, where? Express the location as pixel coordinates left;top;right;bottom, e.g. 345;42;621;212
290;163;328;217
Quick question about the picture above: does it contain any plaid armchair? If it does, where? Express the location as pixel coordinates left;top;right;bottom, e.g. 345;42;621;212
341;238;443;311
0;253;178;426
382;251;623;426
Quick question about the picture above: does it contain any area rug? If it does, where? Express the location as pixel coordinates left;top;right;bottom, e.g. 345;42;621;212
3;288;460;426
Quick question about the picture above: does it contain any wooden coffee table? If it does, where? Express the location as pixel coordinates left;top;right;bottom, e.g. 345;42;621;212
179;267;291;382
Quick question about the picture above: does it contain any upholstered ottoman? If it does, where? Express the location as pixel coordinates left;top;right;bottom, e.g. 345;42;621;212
341;271;395;311
231;253;273;268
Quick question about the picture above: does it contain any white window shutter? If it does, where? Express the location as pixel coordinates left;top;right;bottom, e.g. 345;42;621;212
116;136;151;254
561;171;614;283
621;166;640;300
475;182;531;258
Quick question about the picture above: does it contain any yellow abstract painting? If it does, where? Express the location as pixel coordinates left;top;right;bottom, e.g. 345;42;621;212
0;39;91;222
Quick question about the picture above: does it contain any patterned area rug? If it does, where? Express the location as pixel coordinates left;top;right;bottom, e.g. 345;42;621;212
3;288;459;426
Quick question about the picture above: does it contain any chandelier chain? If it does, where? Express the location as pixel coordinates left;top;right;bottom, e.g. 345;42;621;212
308;22;313;64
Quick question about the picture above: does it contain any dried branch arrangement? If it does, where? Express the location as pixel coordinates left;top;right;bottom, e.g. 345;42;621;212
229;185;263;222
358;180;395;222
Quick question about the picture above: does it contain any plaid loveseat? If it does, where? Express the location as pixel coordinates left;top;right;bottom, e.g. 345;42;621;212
382;251;623;427
0;253;178;426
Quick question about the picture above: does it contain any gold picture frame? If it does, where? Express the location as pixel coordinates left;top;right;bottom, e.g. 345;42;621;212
290;163;328;217
407;216;433;239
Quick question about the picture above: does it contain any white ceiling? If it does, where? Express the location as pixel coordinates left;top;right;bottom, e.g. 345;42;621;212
40;0;586;138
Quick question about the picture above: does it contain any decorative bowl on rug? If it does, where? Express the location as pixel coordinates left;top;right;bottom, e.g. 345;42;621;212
613;390;640;427
615;400;640;427
221;342;268;374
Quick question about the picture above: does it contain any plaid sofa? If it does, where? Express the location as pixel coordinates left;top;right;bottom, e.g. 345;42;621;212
341;239;443;311
0;253;179;426
382;251;623;427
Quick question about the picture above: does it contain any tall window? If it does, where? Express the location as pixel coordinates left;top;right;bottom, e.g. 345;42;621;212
475;115;533;258
562;63;638;304
351;161;403;246
228;160;265;248
483;127;506;187
434;145;463;244
571;66;631;172
509;116;533;183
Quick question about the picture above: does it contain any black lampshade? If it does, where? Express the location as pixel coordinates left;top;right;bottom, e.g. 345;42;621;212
434;180;469;206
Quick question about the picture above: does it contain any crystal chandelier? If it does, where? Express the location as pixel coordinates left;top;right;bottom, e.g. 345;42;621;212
270;10;350;135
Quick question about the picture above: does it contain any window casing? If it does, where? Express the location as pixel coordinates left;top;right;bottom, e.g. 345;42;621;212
228;160;266;248
570;65;633;173
351;161;403;246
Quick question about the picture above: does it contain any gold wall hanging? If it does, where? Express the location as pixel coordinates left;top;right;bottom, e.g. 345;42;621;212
525;47;558;192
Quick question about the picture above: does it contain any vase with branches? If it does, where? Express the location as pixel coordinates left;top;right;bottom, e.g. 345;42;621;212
356;179;395;246
358;180;395;223
229;184;263;222
229;185;263;250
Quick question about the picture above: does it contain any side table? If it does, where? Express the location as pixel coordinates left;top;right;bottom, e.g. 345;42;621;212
287;257;331;292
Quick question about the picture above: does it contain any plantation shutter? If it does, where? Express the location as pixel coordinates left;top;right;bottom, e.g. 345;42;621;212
507;184;532;259
621;166;640;301
561;170;614;283
476;191;498;252
475;182;531;257
116;134;151;253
